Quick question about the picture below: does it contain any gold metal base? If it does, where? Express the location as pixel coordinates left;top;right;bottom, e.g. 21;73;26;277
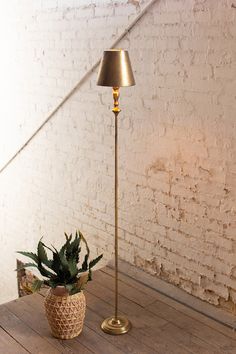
101;316;131;335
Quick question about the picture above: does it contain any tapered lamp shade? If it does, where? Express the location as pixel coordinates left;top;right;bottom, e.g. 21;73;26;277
97;49;135;87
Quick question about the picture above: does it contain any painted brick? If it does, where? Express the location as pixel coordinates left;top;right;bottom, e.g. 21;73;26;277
0;0;235;314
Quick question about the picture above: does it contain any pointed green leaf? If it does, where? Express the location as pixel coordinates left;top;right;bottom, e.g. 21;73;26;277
38;263;55;278
81;254;89;271
65;283;74;292
80;232;90;270
41;242;54;254
89;254;103;269
38;241;48;263
16;262;38;271
77;273;89;290
31;279;44;292
80;231;90;256
47;279;59;288
70;287;80;295
88;269;92;281
43;259;53;269
17;251;38;263
68;259;78;279
17;231;103;292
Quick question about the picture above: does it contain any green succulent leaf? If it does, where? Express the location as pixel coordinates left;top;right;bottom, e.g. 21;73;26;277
16;262;38;271
66;233;81;262
51;250;70;282
68;259;79;279
16;230;103;292
89;254;103;270
80;232;90;271
77;273;90;290
38;262;55;278
31;279;44;292
38;240;48;263
43;259;53;269
80;231;90;255
51;252;62;276
46;279;58;288
81;254;89;271
65;283;73;291
70;287;80;295
17;251;38;263
40;242;54;254
59;242;67;258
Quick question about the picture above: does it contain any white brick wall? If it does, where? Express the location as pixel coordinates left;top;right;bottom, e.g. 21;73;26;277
0;0;236;312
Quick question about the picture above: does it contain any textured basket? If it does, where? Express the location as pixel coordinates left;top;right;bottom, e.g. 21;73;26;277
44;288;86;339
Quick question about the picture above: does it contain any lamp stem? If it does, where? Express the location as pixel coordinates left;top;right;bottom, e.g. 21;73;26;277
114;110;118;320
112;87;120;320
100;87;131;335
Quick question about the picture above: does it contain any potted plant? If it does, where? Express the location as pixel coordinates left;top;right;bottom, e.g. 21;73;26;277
17;230;103;339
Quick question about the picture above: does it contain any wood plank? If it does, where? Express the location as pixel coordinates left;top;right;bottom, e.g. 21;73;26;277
158;322;222;354
102;268;236;340
99;268;156;307
103;267;236;340
6;295;92;354
38;287;154;354
0;327;29;354
103;266;162;299
2;266;235;354
85;307;154;354
0;305;68;354
166;300;236;340
85;288;192;354
147;300;236;354
90;270;236;354
86;277;167;328
75;326;127;354
26;293;135;354
26;293;129;354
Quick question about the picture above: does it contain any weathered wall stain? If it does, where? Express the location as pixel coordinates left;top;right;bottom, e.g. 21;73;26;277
0;0;235;312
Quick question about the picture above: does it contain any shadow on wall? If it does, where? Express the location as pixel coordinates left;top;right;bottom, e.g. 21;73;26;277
0;0;236;312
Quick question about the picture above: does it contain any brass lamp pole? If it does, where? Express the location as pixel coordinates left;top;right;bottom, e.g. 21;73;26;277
97;49;135;335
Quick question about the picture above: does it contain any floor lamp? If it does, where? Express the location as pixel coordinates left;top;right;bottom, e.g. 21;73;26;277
97;49;135;335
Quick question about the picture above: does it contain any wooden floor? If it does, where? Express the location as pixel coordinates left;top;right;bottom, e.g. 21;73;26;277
1;268;236;354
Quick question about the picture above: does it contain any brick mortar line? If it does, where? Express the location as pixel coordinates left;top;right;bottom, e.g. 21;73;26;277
0;0;158;176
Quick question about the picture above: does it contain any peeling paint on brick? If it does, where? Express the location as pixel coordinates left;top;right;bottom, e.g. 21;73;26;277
0;0;236;313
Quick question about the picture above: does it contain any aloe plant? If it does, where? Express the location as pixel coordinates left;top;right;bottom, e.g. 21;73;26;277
17;231;103;295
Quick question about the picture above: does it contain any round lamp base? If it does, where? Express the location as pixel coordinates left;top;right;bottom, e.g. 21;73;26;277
101;316;131;335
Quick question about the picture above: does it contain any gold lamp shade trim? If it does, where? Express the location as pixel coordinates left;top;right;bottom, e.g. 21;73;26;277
97;49;135;87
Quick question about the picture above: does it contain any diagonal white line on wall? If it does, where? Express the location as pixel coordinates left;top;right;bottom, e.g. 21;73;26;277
0;0;158;176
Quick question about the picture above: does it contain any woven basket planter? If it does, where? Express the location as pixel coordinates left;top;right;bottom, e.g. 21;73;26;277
44;288;86;339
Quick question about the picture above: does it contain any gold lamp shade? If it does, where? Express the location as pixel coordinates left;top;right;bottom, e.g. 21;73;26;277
97;49;135;87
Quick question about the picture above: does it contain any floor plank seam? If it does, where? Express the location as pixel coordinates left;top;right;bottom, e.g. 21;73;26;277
4;303;65;353
86;304;169;354
74;336;96;354
10;296;93;354
0;322;32;354
96;271;235;340
149;298;236;340
76;324;122;354
7;268;235;354
96;271;154;307
86;280;236;352
86;291;195;354
86;297;214;354
105;266;236;333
